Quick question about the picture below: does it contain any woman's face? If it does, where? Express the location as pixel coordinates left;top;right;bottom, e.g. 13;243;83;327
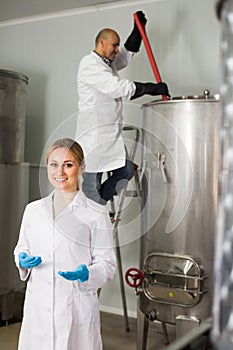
47;147;81;192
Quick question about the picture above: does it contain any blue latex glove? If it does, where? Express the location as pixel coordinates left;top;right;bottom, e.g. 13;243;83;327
58;264;89;282
19;252;42;269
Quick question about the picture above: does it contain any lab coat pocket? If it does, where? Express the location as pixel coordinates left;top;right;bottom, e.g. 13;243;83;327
73;286;99;324
22;286;37;328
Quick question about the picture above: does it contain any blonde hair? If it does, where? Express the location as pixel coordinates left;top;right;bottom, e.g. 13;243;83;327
45;138;84;166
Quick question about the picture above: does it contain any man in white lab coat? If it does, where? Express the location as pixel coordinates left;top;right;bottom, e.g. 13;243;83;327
75;11;170;205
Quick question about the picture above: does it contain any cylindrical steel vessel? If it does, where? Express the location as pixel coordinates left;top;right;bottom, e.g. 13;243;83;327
0;69;29;163
212;1;233;349
139;92;219;339
0;69;29;321
0;163;29;320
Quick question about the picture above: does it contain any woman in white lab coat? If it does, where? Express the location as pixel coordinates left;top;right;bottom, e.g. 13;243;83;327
14;138;116;350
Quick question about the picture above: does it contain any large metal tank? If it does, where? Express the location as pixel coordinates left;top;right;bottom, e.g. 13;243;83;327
0;163;29;320
0;69;29;163
0;69;29;321
212;1;233;349
138;91;219;348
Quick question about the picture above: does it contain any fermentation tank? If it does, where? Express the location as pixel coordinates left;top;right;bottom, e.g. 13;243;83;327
126;91;220;348
0;69;28;162
212;1;233;349
0;69;29;321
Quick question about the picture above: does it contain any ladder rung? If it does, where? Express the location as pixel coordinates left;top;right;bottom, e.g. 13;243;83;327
113;190;141;197
124;190;140;197
114;190;141;197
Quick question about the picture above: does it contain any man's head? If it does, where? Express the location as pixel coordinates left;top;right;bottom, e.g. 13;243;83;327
95;28;120;61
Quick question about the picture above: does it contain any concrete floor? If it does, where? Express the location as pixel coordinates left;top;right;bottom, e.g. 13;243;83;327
0;311;213;350
101;312;137;350
0;312;183;350
0;322;20;350
0;312;137;350
0;311;175;350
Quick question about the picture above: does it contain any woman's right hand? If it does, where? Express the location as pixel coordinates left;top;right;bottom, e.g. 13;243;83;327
18;252;42;269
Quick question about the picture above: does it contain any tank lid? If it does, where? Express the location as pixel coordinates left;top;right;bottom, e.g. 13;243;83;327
143;90;219;107
0;69;29;84
170;90;220;101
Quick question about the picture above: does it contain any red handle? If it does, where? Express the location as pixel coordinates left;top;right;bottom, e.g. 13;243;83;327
133;12;167;101
125;268;144;288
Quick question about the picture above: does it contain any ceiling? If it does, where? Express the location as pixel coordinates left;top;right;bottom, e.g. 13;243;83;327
0;0;124;22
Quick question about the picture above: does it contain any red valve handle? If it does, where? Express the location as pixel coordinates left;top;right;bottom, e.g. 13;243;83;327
125;268;144;288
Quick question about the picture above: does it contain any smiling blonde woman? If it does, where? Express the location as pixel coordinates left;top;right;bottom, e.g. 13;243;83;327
14;138;116;350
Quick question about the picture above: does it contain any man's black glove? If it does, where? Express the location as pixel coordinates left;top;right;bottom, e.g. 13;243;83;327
124;11;147;52
131;82;170;100
216;0;227;20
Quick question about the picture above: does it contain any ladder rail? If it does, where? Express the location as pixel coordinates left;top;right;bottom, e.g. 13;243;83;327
123;125;140;164
107;125;142;332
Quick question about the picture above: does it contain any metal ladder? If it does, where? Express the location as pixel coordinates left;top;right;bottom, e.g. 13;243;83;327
107;125;141;332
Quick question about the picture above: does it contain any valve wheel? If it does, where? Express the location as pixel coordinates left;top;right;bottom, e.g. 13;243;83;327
125;268;143;288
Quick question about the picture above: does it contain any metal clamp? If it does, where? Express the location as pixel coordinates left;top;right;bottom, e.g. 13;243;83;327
157;153;170;183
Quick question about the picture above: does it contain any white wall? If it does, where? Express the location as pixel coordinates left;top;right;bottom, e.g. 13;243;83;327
0;0;220;317
0;0;125;21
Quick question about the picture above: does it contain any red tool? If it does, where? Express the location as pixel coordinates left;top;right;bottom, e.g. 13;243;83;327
133;12;167;101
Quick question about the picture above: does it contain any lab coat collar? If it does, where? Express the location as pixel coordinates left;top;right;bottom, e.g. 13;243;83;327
91;51;112;69
41;189;87;218
40;192;54;219
70;189;87;208
92;50;112;67
71;190;109;214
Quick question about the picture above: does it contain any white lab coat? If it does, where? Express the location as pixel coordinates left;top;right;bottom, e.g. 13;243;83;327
14;190;116;350
75;48;136;172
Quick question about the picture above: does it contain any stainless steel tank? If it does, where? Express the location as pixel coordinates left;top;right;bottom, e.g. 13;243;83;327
212;1;233;349
0;69;29;163
0;69;29;321
138;91;219;347
0;163;29;320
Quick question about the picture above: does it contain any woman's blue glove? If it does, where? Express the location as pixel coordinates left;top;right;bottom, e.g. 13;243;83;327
58;264;89;282
19;252;42;269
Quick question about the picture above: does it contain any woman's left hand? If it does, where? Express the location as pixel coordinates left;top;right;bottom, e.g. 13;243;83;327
58;264;89;282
